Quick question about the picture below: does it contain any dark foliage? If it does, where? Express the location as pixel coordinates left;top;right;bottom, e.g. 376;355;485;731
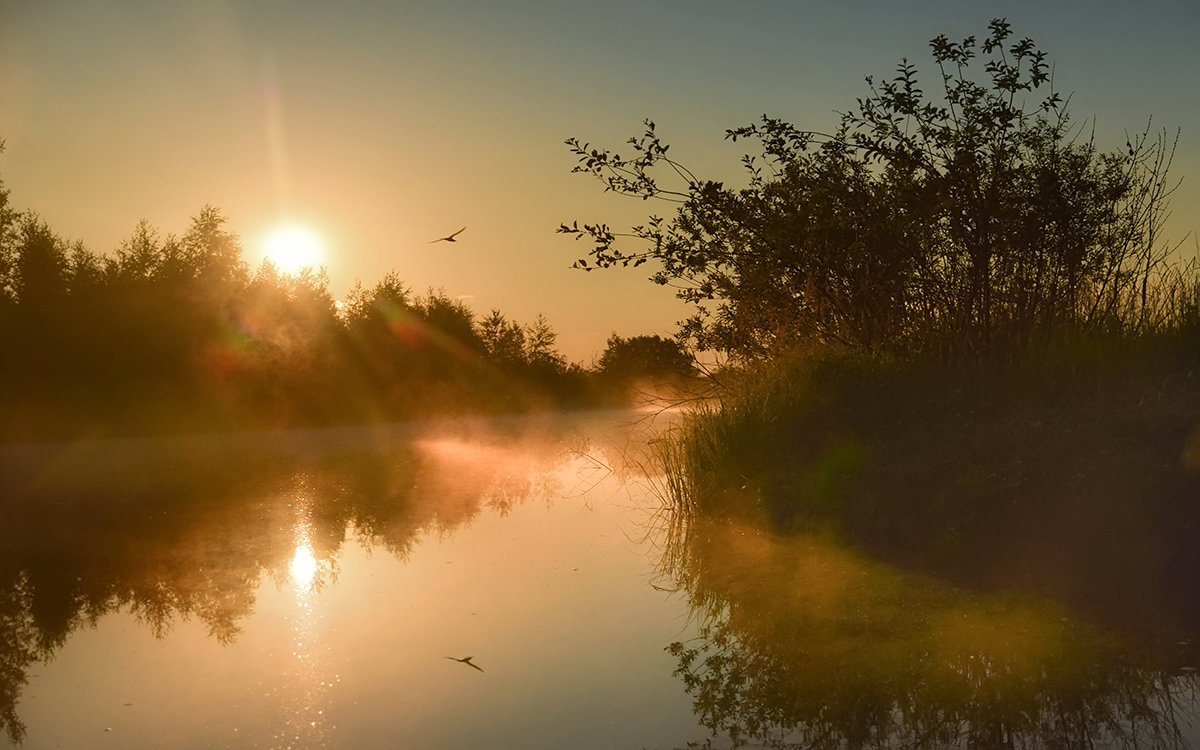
563;19;1185;363
597;333;696;384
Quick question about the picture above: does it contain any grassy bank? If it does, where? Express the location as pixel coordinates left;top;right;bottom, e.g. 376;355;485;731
662;330;1200;632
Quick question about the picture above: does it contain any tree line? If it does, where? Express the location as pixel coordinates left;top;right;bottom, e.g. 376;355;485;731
0;175;694;440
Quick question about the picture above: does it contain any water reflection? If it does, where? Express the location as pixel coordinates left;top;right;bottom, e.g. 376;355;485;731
13;407;1185;748
290;540;319;593
659;511;1200;748
279;500;334;749
0;413;637;746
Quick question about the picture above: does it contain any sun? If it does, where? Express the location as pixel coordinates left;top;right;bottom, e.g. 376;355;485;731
263;224;325;275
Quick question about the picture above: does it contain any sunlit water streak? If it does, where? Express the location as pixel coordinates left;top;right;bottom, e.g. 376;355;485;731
275;500;336;750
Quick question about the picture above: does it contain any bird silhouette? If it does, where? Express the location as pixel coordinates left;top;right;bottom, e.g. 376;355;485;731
430;227;466;243
444;655;484;672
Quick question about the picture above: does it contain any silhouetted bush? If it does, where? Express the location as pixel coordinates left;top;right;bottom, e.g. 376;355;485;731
564;19;1186;364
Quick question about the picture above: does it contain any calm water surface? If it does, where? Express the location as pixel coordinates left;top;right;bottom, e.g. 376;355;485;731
2;410;704;749
2;409;1199;749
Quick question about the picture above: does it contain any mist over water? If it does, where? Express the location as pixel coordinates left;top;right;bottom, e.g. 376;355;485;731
2;409;1198;749
0;410;700;748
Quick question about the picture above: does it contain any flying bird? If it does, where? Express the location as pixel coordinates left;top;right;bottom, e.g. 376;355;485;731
430;227;466;243
444;655;484;672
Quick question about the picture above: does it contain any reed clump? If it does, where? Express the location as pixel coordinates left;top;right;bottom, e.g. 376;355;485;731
662;293;1200;628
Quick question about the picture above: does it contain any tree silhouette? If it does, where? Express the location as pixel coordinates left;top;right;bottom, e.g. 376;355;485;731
13;216;68;309
597;333;695;384
479;309;527;368
0;142;20;305
563;19;1181;362
524;314;562;367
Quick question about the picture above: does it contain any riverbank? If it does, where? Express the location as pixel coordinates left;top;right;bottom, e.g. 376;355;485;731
664;332;1200;634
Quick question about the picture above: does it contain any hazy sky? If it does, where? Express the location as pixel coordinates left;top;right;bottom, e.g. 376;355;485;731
2;0;1197;362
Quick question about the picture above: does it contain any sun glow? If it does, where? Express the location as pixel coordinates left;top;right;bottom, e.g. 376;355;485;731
290;542;319;592
264;224;325;275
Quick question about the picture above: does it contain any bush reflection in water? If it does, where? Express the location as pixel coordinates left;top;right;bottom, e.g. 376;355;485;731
657;503;1200;749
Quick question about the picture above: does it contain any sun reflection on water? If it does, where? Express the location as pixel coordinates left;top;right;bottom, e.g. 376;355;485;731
289;539;319;593
275;501;338;747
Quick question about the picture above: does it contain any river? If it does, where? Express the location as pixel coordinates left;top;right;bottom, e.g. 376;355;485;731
2;409;1198;749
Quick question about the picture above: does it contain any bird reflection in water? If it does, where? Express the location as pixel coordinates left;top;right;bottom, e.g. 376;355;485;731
444;656;484;673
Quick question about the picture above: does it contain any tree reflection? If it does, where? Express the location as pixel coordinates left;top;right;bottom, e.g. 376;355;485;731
660;514;1200;749
0;415;604;745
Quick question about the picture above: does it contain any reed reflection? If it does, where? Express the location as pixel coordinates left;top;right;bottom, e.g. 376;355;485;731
659;509;1200;749
0;415;606;745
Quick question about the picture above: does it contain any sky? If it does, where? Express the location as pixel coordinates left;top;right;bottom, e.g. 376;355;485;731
1;0;1198;363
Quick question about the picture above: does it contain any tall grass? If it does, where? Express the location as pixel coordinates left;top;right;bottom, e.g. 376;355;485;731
656;266;1200;624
